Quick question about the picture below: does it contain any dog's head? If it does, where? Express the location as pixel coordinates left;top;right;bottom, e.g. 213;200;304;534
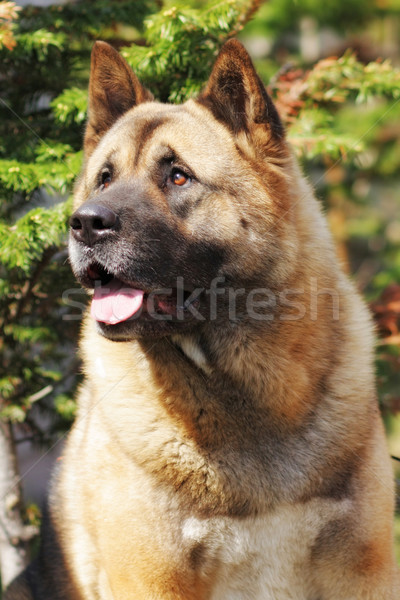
69;40;298;340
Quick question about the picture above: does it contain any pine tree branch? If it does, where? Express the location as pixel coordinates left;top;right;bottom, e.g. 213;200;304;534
225;0;263;38
12;246;58;323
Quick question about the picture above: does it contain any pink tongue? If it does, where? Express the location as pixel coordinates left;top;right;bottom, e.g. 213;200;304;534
91;279;144;325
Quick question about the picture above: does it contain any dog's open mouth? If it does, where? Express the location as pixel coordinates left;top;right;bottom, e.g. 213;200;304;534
86;263;201;325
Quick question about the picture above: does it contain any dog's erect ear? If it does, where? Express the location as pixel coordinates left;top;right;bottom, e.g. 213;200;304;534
84;41;153;157
198;39;284;145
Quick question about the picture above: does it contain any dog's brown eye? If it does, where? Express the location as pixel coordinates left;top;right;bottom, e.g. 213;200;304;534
171;170;189;186
101;171;112;190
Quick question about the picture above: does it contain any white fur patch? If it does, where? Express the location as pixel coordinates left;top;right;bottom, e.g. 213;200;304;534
172;335;212;374
94;355;106;377
181;499;350;600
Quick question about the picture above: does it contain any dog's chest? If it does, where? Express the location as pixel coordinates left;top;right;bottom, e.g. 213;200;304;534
181;503;323;600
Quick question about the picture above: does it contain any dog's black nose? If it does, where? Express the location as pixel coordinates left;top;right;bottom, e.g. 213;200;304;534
70;203;119;246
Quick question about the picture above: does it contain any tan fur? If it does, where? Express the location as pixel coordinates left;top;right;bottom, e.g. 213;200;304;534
5;39;399;600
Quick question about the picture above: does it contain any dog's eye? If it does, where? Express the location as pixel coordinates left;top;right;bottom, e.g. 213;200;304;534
170;169;191;187
100;170;112;190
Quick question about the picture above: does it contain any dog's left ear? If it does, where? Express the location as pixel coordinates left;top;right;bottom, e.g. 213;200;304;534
84;41;153;157
198;39;284;148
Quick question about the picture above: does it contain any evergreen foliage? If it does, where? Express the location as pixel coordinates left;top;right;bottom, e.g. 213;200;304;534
272;51;400;160
122;0;261;102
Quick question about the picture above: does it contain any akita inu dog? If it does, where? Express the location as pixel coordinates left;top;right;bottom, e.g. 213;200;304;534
5;39;400;600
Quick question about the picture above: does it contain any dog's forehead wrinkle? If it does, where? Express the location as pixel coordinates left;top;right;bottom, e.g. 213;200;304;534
82;102;250;196
129;101;240;161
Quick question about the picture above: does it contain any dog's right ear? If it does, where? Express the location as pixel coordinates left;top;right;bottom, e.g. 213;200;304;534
84;41;153;157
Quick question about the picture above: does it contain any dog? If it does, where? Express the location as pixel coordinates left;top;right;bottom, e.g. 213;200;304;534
5;38;400;599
